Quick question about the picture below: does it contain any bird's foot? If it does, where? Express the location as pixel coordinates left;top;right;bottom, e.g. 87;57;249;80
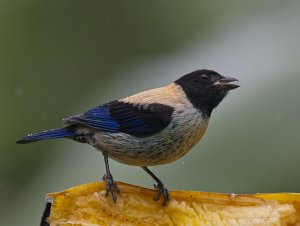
102;173;120;202
153;182;170;206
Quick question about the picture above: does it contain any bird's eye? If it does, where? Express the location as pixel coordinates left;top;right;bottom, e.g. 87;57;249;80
200;74;209;81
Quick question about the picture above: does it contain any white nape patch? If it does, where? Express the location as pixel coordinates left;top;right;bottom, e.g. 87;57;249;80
121;83;193;111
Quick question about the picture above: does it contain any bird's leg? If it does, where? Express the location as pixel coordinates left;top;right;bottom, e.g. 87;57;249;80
102;152;120;202
141;166;170;206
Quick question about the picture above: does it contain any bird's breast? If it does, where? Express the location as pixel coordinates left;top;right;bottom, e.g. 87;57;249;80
162;108;208;163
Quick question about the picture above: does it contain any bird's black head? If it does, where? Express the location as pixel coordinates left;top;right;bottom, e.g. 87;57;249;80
175;69;239;118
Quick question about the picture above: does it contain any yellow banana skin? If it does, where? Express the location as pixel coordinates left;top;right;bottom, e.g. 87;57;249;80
45;182;300;226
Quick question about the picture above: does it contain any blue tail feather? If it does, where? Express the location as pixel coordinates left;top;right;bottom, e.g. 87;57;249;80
17;127;75;144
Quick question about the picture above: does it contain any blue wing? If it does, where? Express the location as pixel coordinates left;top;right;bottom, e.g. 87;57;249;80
64;103;120;133
64;101;174;136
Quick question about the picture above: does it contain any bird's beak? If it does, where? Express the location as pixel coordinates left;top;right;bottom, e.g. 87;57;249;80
214;76;240;90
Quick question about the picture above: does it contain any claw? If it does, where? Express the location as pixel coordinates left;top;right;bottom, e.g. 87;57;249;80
103;173;120;202
153;182;170;206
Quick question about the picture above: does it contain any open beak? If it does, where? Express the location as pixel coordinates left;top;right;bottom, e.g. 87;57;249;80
214;76;240;90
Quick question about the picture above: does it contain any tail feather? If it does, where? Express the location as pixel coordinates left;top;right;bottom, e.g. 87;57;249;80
17;127;75;144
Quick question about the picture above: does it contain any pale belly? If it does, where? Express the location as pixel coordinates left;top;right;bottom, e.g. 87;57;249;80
92;110;208;166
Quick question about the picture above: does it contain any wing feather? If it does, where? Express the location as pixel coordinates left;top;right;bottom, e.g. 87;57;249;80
64;101;174;136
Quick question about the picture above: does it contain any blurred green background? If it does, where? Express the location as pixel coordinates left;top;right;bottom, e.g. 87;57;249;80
1;1;300;225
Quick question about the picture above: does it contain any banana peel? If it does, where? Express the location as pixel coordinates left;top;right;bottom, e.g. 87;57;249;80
42;182;300;226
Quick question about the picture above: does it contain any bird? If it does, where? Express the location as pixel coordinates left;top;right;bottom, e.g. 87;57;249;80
17;69;239;205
